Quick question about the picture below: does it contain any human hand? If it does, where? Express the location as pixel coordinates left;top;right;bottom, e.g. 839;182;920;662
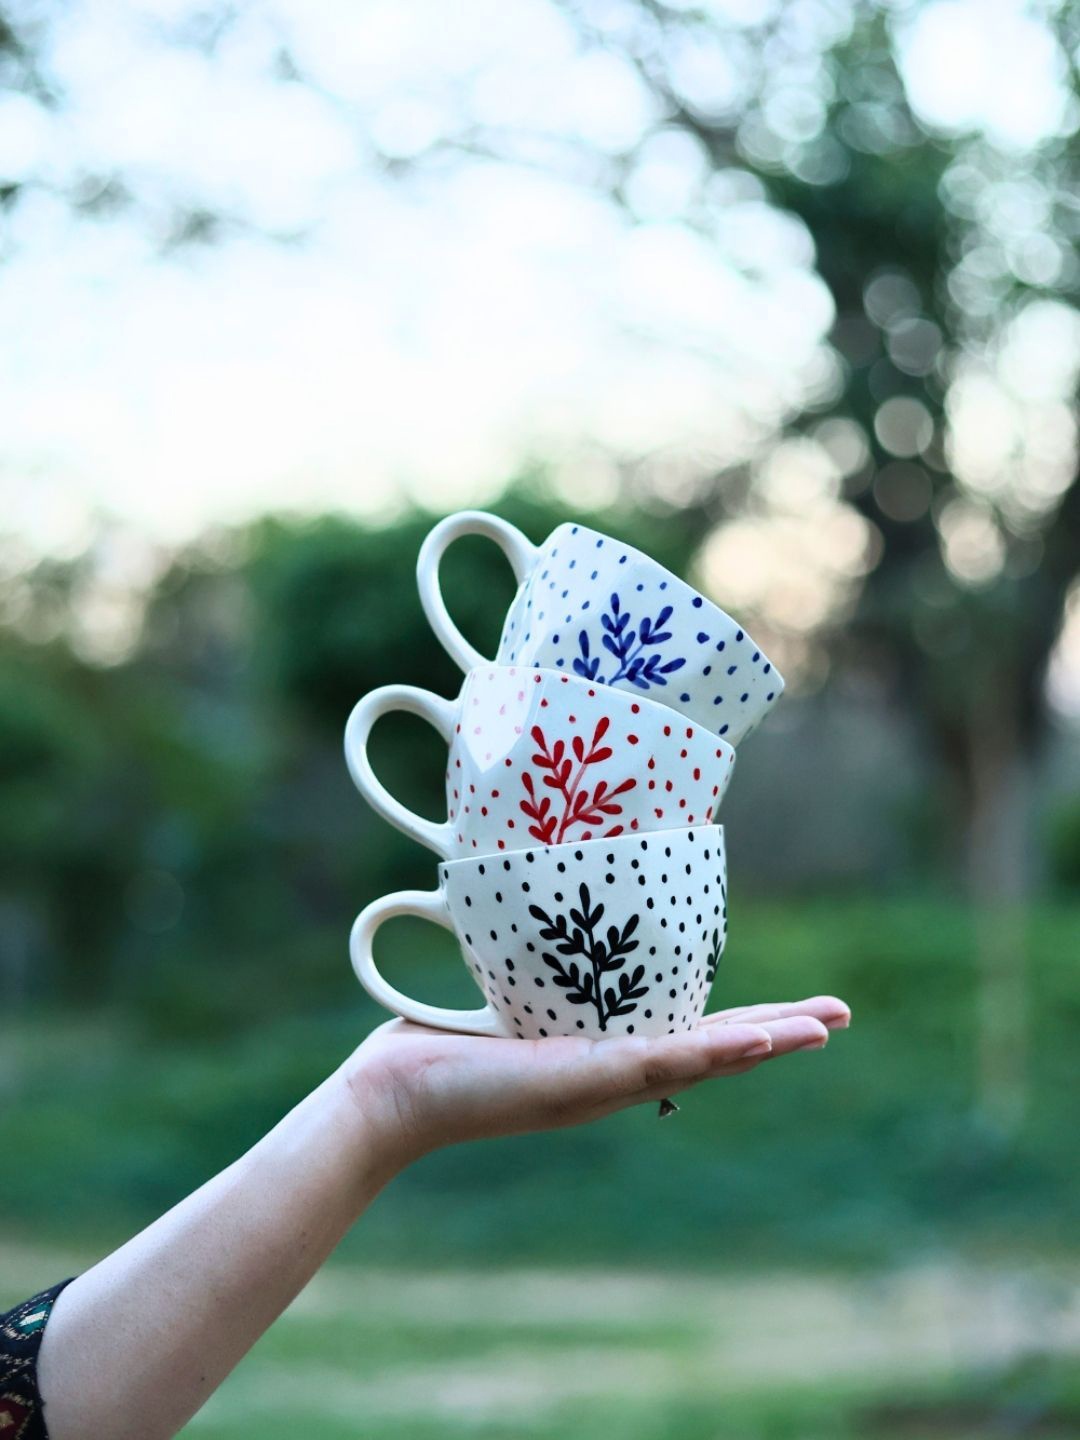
341;995;850;1169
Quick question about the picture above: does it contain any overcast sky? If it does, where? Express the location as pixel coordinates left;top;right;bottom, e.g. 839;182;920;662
1;0;1070;555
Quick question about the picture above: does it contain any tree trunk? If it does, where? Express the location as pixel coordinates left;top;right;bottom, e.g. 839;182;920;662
964;702;1032;1138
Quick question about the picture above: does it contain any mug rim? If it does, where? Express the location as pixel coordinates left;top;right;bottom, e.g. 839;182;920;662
437;822;725;876
539;522;779;680
456;663;737;765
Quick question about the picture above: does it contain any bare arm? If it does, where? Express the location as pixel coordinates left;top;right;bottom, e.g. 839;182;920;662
37;996;848;1440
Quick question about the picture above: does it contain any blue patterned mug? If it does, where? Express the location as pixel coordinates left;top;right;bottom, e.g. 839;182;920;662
418;511;783;746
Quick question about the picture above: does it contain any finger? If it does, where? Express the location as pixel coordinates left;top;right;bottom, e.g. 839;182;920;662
703;996;851;1030
631;1017;831;1106
755;1015;830;1054
547;1022;774;1124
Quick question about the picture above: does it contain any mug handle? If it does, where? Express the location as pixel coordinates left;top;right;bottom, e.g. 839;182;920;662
345;685;457;858
417;511;539;674
351;888;507;1035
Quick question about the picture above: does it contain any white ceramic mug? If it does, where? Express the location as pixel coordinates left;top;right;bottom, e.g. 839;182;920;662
345;665;735;859
351;827;728;1038
417;511;783;746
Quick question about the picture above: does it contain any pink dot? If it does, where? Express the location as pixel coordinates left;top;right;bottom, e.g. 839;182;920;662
474;726;482;735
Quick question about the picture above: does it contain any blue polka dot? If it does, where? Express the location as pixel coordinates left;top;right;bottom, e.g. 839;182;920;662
569;559;576;569
553;634;560;644
590;570;598;579
553;548;559;557
713;696;723;706
763;663;771;674
636;583;644;592
692;597;703;608
556;658;565;667
716;641;725;652
541;569;549;579
561;590;569;598
659;581;668;590
740;693;749;703
596;538;603;548
538;611;545;620
735;630;744;642
727;665;737;675
582;600;590;610
571;526;579;534
703;666;712;676
619;555;627;564
766;692;775;702
696;632;709;644
565;615;572;623
680;693;690;703
752;651;760;661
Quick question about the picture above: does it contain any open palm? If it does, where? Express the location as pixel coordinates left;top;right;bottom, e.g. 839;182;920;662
346;995;850;1160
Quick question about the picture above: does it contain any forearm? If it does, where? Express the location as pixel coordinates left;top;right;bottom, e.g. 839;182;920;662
37;1069;398;1440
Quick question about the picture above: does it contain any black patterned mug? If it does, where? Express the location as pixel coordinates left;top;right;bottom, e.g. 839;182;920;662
350;827;727;1040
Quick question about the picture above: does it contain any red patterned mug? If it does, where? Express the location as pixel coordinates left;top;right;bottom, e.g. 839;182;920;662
345;665;736;860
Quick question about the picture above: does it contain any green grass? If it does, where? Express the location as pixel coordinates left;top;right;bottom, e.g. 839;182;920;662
4;1246;1078;1438
2;898;1077;1268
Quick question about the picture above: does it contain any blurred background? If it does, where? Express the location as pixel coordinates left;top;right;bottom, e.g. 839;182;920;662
2;0;1079;1435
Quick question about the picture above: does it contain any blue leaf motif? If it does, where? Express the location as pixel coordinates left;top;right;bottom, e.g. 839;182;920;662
573;594;688;692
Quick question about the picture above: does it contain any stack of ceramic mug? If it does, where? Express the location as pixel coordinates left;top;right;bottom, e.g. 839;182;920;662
346;512;783;1041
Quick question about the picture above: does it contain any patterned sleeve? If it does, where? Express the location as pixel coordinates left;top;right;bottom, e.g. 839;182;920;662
0;1281;75;1440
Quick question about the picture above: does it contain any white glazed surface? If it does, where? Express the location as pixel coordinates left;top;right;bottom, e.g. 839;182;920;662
345;666;735;859
351;827;728;1039
500;523;782;745
416;511;783;746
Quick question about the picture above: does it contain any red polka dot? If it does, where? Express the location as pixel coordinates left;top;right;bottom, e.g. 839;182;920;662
680;748;687;758
663;725;671;736
712;785;719;796
678;798;686;808
686;727;693;739
665;780;673;792
647;758;656;770
693;768;700;781
491;789;500;798
588;688;596;697
481;806;488;816
654;808;664;818
498;839;506;850
507;818;515;827
630;818;639;830
505;758;513;766
631;703;640;713
627;734;639;745
569;714;576;723
648;780;655;790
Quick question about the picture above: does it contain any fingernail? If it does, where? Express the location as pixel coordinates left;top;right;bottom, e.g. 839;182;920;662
796;1036;828;1051
826;1014;850;1030
741;1038;773;1058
